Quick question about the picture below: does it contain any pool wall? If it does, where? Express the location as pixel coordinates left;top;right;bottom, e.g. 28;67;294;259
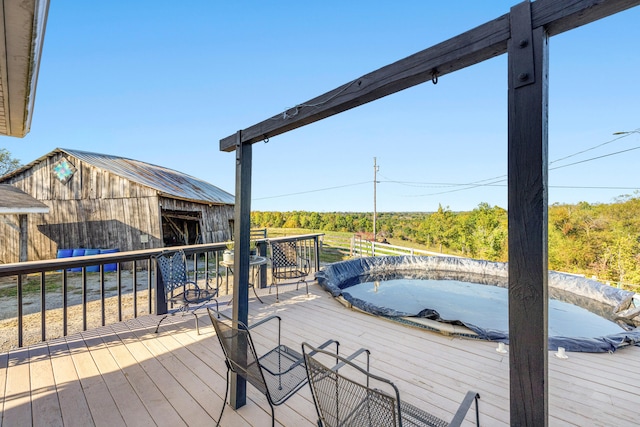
316;256;640;352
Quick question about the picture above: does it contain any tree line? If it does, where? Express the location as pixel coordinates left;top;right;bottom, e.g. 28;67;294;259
252;195;640;288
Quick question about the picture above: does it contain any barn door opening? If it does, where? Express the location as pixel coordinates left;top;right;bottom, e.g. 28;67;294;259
161;209;202;246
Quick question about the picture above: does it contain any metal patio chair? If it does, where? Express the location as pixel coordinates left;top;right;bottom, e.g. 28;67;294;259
207;309;339;427
268;240;311;301
302;342;481;427
153;249;218;334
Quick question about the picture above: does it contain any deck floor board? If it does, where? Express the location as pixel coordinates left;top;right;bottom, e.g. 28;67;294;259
1;282;639;426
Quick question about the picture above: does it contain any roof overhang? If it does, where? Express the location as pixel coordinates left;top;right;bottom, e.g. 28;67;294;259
0;184;49;214
0;0;49;138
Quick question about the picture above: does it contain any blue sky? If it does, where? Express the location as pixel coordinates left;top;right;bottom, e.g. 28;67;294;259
5;1;640;213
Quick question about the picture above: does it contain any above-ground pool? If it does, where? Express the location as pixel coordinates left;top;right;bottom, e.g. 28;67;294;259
316;256;640;352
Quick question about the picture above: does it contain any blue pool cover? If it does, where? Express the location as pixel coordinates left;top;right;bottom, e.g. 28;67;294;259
316;256;640;353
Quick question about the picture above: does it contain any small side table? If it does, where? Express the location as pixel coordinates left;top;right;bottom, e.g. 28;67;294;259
220;256;267;304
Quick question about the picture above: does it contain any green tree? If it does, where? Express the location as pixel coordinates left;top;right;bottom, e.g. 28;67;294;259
468;203;507;261
307;211;322;230
283;211;301;228
427;204;457;253
0;148;20;176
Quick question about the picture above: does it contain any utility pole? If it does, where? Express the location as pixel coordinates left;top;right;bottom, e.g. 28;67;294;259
373;157;379;242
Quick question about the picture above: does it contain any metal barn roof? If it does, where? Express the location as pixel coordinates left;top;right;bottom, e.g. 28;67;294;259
1;148;234;205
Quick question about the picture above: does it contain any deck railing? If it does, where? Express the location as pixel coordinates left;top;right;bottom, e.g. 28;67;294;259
0;233;323;349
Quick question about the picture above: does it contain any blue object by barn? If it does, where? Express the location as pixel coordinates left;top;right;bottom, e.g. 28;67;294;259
84;249;101;272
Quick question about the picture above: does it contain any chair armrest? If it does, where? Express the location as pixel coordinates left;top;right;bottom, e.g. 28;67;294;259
308;339;340;359
181;280;201;290
194;269;219;290
449;391;481;427
172;280;200;292
332;347;370;373
298;252;311;263
249;315;282;348
302;342;371;373
248;315;281;330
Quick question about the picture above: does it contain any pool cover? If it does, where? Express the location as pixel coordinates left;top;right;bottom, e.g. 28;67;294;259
316;256;640;353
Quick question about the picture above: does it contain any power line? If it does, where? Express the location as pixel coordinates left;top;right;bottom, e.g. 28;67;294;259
254;130;639;201
382;182;639;190
551;185;640;190
549;145;640;170
394;140;640;197
549;128;639;165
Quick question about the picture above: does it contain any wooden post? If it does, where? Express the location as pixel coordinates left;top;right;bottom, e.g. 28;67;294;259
257;240;267;289
154;261;167;315
230;130;252;409
18;214;28;262
508;2;549;426
313;236;321;271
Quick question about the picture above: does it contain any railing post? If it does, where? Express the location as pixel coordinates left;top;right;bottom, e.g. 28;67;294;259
154;259;167;315
257;240;267;289
313;236;320;271
17;274;23;348
40;272;45;342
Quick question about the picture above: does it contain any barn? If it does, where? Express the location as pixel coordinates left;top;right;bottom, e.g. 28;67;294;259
0;148;234;263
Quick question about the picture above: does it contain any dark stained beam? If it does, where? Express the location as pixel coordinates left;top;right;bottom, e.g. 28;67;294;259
220;0;640;152
229;131;253;409
508;2;549;425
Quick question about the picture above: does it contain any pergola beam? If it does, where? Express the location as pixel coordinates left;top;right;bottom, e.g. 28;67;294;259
220;0;640;152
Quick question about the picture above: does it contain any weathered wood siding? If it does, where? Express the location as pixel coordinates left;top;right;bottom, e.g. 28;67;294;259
0;152;231;262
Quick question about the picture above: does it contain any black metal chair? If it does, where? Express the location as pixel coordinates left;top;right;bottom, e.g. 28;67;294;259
207;309;338;427
302;342;481;427
153;249;218;334
268;240;311;301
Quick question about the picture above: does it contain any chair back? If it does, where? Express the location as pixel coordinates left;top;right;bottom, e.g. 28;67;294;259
270;241;298;269
208;311;269;396
155;250;190;293
303;344;401;427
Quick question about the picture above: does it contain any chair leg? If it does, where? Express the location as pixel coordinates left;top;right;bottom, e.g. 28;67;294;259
269;401;275;427
216;367;230;427
251;283;264;303
154;315;168;333
269;281;280;301
296;278;308;295
192;312;200;335
192;300;220;334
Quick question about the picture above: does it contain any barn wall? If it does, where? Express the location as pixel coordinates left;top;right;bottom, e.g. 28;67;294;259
0;152;164;262
159;197;234;244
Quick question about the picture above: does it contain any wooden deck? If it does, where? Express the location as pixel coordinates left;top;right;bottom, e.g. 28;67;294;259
1;281;639;426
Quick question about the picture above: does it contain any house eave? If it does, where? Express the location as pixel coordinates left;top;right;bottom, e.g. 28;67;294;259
0;0;50;138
